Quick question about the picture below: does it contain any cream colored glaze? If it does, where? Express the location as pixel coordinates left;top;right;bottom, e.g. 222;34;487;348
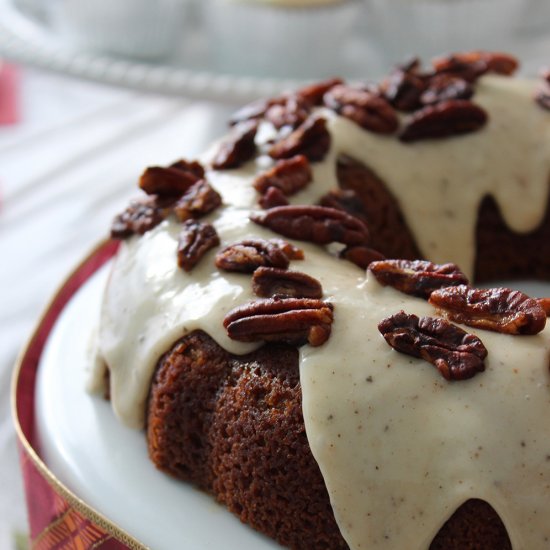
97;74;550;548
301;275;550;549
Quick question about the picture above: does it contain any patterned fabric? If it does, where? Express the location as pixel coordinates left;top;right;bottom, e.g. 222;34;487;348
14;241;140;550
20;450;122;550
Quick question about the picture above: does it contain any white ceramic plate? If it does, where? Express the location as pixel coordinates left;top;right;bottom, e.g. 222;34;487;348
35;260;550;549
35;263;277;550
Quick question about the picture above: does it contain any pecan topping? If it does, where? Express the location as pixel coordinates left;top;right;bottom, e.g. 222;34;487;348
324;85;399;134
252;267;323;299
380;69;426;112
269;117;331;162
265;95;311;130
223;297;334;346
378;311;487;381
400;99;488;142
111;197;166;239
251;205;370;246
173;180;222;221
319;188;368;223
398;56;422;74
433;57;486;83
170;159;205;180
535;81;550;111
340;246;385;270
420;74;474;105
270;238;304;260
429;286;547;335
477;51;519;75
139;166;199;197
227;79;341;128
369;259;469;298
212;120;258;170
259;187;290;209
535;89;550;110
253;155;312;196
177;220;220;272
432;51;519;81
215;239;292;273
537;297;550;316
296;77;343;105
229;98;278;126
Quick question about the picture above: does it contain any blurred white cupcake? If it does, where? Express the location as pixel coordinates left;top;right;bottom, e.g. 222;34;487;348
48;0;188;60
204;0;360;79
363;0;526;72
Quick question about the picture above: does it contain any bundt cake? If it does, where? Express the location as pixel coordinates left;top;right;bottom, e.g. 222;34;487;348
91;52;550;549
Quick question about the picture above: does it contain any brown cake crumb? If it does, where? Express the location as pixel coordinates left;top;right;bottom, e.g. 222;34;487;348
147;331;349;550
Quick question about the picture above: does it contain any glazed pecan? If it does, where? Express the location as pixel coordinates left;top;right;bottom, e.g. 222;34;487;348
535;83;550;111
229;97;279;126
369;259;469;298
400;100;488;142
223;297;334;346
537;297;550;316
177;220;220;272
258;187;290;209
340;245;385;270
381;69;426;112
397;57;422;73
319;188;368;223
432;51;519;81
215;239;292;273
264;95;311;130
111;197;166;239
296;77;343;105
252;267;323;299
378;311;487;381
170;159;205;180
251;205;370;246
429;285;547;335
139;166;198;197
212;120;258;170
253;155;312;196
431;56;485;82
324;85;399;134
478;51;519;75
173;180;222;221
421;74;474;105
270;238;305;260
269;117;331;162
229;80;342;128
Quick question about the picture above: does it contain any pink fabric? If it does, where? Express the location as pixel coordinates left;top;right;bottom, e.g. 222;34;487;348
0;63;20;125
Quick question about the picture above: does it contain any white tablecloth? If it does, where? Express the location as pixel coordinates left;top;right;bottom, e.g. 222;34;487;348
0;65;234;548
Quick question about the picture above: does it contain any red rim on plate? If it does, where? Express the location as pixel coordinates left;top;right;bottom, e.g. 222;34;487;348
11;239;149;550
